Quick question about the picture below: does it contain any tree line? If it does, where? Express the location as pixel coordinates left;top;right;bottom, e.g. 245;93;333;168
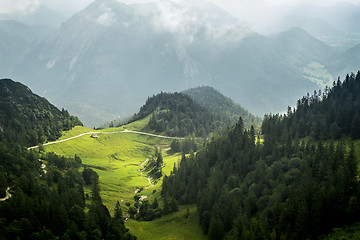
0;143;135;239
262;71;360;142
161;72;360;239
0;79;133;239
0;79;82;147
128;92;228;137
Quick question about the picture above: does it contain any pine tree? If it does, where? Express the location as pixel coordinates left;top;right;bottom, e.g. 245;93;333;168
350;111;360;139
114;201;123;221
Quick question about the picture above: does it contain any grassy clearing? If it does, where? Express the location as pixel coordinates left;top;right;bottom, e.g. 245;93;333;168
45;130;173;211
42;116;205;238
122;115;151;131
43;118;182;211
303;61;334;88
46;132;148;210
126;205;206;240
43;122;206;238
57;126;94;140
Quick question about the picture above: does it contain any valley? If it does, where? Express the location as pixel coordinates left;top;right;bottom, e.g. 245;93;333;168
1;72;360;239
2;0;360;239
2;0;360;127
42;123;205;239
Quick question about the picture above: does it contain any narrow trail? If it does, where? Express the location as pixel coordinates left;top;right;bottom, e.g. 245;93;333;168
27;129;185;150
139;158;154;189
135;159;153;194
0;187;12;201
140;159;149;176
145;177;153;189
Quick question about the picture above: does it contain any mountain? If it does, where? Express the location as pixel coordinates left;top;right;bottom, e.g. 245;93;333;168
274;16;359;50
10;0;255;126
328;43;360;78
182;86;261;128
0;20;53;76
0;79;133;239
2;0;352;126
129;91;228;138
277;2;360;50
0;4;66;28
318;2;360;35
161;72;360;239
289;2;360;36
0;78;82;146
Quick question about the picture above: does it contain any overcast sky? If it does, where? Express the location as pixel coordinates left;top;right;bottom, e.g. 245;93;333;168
0;0;359;33
1;0;359;15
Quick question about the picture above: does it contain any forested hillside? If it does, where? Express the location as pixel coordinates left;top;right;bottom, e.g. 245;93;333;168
129;92;228;137
262;71;360;141
162;72;360;239
0;80;133;239
0;79;82;146
183;86;261;129
0;145;135;239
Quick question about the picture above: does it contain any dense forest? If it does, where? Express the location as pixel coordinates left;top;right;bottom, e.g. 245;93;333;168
129;92;228;137
0;145;135;239
0;80;133;239
162;73;360;239
183;86;261;129
0;79;82;147
262;72;360;142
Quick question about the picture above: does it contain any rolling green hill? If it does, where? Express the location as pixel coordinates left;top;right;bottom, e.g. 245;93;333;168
183;86;261;129
128;92;229;138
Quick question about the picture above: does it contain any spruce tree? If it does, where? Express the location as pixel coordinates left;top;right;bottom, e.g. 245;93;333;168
350;111;360;139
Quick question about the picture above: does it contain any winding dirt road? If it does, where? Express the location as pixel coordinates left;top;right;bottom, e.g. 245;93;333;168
27;129;184;150
0;187;12;201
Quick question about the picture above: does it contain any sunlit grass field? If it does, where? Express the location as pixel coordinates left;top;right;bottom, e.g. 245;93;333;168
46;129;174;208
44;119;183;210
43;120;206;239
126;205;206;240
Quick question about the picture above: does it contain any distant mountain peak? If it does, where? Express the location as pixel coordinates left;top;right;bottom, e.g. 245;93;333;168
72;0;135;27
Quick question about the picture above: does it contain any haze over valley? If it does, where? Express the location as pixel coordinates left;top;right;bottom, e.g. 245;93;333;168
2;1;360;239
1;0;360;126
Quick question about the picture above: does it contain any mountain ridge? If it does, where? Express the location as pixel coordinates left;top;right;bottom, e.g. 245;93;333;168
1;0;358;127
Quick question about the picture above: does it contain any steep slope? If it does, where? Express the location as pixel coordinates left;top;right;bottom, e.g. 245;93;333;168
183;86;261;128
289;2;360;36
161;72;360;239
0;79;133;239
15;0;197;126
5;0;343;126
0;20;52;76
262;71;360;141
280;16;359;50
0;79;82;146
0;4;66;28
129;92;227;137
328;43;360;78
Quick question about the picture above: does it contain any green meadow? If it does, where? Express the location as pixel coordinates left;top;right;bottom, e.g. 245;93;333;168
43;120;204;239
45;125;175;209
126;205;206;240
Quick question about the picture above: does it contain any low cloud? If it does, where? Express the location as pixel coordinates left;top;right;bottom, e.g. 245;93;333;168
96;3;117;27
0;0;40;14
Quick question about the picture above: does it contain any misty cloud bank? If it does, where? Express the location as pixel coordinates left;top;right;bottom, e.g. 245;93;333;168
0;0;360;127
